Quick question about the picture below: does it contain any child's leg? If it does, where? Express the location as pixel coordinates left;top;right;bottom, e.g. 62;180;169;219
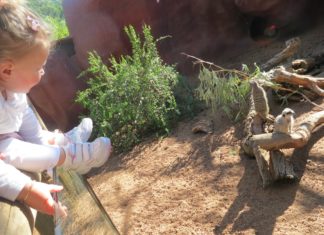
49;117;93;146
18;108;93;146
0;136;112;175
64;118;93;143
61;137;112;174
0;138;60;172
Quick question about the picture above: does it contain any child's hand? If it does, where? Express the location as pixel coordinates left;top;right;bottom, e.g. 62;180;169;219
17;181;66;215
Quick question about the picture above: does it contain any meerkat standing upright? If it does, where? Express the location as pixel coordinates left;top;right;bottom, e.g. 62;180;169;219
249;80;270;121
273;108;295;134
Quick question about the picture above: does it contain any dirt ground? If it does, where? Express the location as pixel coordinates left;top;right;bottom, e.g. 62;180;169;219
87;23;324;235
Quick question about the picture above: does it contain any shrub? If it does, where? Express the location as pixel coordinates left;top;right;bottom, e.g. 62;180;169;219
173;75;202;119
45;16;69;39
196;64;260;122
28;0;69;40
76;25;180;151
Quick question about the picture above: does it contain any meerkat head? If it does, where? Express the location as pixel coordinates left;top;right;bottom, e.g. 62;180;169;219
249;80;258;86
249;80;261;90
282;108;295;119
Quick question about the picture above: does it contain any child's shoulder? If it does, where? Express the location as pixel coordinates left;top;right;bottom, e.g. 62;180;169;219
1;91;28;111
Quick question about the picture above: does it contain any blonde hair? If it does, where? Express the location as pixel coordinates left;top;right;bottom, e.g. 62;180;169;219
0;0;52;61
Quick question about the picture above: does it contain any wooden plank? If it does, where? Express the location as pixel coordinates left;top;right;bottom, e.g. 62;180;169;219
0;194;34;235
0;171;41;235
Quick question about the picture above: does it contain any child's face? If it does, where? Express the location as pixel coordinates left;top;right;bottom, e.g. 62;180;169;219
3;45;49;93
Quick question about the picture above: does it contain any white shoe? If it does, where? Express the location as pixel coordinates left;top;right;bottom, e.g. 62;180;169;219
65;118;93;143
53;118;93;146
62;137;112;174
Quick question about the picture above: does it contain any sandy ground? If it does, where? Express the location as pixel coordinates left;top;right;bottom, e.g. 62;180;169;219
87;23;324;235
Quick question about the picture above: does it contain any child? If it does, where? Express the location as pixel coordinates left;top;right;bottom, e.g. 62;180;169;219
0;0;111;216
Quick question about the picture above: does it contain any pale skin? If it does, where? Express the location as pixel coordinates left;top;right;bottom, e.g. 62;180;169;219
0;44;67;215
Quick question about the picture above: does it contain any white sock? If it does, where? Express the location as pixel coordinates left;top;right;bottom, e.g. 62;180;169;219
52;118;93;146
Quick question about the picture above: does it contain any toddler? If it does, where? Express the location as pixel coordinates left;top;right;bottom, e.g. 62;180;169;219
0;0;111;216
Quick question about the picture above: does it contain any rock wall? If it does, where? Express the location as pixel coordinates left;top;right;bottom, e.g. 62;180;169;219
28;0;324;130
61;0;248;74
29;38;87;130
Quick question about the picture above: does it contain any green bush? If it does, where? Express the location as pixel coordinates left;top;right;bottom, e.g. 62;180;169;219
44;16;69;39
28;0;69;40
173;75;202;119
196;64;260;122
76;25;180;151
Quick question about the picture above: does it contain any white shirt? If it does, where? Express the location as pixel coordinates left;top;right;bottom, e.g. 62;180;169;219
0;160;31;201
0;91;28;134
0;91;30;201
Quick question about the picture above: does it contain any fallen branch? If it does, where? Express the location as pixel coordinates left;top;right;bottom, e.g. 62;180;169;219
251;110;324;150
181;52;249;79
291;58;316;74
261;37;301;71
269;150;295;181
252;143;273;187
271;67;324;96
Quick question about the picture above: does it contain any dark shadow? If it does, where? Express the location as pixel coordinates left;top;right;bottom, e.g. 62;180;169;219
213;152;298;235
290;125;324;179
249;16;279;43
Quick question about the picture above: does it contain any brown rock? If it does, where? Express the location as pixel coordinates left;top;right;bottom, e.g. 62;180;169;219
29;38;87;131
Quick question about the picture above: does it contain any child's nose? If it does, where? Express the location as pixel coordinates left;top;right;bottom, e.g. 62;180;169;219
40;68;45;76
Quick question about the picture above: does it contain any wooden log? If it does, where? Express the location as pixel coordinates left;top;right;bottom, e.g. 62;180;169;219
291;58;316;74
241;93;272;157
271;67;324;96
251;111;324;150
246;110;324;185
261;37;301;71
269;150;296;181
252;143;273;187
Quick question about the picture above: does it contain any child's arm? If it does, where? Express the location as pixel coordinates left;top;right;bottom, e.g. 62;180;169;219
0;159;64;215
0;159;31;201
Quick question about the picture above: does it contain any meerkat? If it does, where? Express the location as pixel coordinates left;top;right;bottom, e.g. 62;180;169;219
249;80;270;121
273;108;295;134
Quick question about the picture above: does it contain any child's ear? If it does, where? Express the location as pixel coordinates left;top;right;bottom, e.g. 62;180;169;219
0;61;13;80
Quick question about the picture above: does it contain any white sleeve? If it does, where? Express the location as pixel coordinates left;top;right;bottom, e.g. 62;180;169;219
0;160;31;201
18;107;46;145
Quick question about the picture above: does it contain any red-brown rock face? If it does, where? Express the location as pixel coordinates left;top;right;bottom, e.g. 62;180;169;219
29;0;323;130
62;0;250;73
29;38;87;130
